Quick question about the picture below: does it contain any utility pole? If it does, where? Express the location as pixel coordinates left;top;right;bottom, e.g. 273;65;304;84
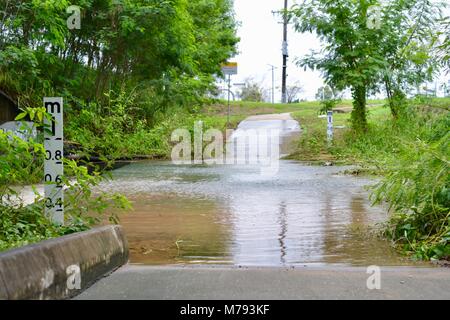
268;64;276;104
281;0;288;103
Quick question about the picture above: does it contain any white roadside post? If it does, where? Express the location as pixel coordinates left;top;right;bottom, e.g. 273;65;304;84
44;97;64;225
327;110;333;144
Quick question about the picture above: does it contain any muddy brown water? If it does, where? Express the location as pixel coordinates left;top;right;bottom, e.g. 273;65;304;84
99;115;425;267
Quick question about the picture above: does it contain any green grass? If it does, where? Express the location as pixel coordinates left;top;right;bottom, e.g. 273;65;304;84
203;99;385;118
281;100;390;162
177;98;394;169
411;96;450;111
65;96;448;163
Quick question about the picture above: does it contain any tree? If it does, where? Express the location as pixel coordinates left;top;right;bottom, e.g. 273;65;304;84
315;86;338;101
442;82;450;97
0;0;239;117
238;78;266;102
437;16;450;73
286;81;304;103
291;0;385;131
188;0;239;77
375;0;443;118
290;0;443;131
315;85;341;114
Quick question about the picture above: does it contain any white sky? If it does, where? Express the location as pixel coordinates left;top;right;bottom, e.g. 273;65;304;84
221;0;450;102
226;0;329;101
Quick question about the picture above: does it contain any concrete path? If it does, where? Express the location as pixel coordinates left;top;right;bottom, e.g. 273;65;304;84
75;265;450;300
3;185;44;207
244;112;294;121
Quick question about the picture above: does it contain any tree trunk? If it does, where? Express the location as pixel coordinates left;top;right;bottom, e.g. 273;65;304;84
384;77;397;119
384;76;406;120
351;85;367;133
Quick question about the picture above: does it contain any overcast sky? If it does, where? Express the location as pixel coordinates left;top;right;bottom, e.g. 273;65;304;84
222;0;450;102
229;0;323;101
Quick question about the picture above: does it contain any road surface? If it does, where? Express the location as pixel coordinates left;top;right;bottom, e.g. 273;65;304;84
75;265;450;300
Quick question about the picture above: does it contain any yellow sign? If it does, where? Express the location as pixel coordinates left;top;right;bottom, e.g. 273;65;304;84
221;62;238;75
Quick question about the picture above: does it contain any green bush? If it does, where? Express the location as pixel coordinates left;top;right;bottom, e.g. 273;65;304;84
370;114;449;260
65;90;231;161
334;107;449;260
0;203;89;252
0;123;130;253
319;98;340;115
0;130;44;194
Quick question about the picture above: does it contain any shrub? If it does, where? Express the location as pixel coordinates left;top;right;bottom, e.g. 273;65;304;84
0;119;130;252
371;114;449;260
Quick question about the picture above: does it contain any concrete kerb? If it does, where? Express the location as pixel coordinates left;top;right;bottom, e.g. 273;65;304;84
0;225;128;300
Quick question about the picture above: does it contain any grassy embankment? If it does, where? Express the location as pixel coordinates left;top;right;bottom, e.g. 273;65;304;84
201;98;386;164
205;98;448;167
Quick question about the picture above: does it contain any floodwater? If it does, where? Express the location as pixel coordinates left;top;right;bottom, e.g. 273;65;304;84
99;114;421;267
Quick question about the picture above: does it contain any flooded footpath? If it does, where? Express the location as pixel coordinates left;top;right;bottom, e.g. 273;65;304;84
98;114;425;267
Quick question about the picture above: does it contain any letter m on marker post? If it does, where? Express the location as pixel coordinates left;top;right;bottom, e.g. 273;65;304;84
45;101;61;136
45;101;61;113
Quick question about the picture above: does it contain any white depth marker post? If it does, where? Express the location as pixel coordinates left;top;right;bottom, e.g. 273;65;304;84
327;110;333;143
44;97;64;225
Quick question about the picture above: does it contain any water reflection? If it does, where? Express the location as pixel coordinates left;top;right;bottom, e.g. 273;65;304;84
119;194;231;265
101;160;419;266
278;202;288;264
